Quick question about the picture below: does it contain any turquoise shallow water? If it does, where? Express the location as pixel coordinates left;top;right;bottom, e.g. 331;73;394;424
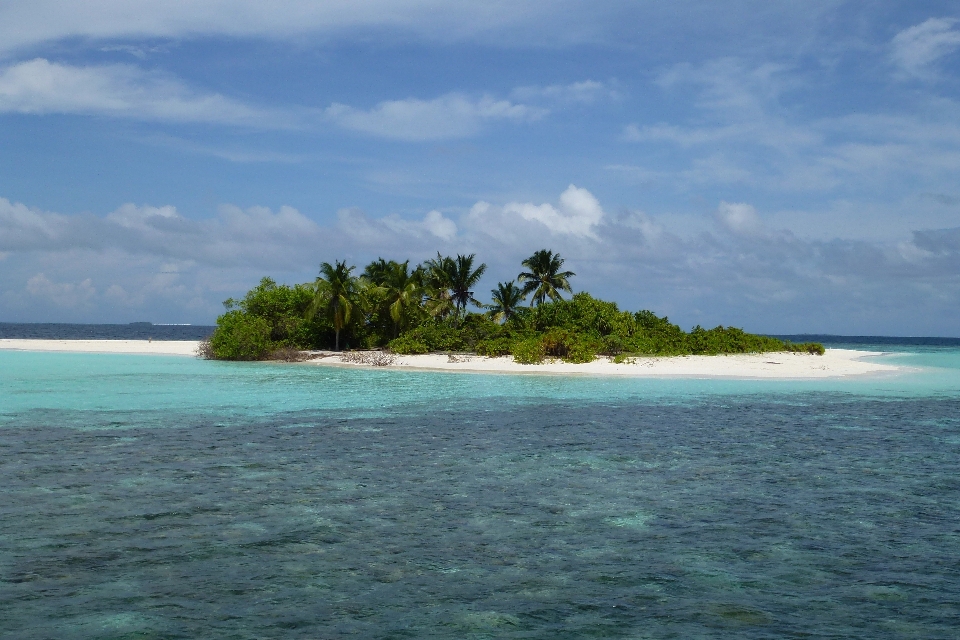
1;347;959;638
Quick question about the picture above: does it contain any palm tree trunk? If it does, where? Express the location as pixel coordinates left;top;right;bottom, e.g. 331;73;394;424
335;329;340;351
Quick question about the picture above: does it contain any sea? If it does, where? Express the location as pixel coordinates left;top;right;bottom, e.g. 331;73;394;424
1;327;959;638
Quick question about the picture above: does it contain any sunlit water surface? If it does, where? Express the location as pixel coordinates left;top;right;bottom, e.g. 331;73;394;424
1;347;959;638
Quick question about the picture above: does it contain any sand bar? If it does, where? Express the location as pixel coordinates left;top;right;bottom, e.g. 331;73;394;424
0;340;901;378
311;348;901;379
0;339;200;356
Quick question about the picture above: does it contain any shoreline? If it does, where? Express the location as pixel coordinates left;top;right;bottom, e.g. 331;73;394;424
0;339;901;379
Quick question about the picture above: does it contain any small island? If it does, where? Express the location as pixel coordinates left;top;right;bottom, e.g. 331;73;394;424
201;249;824;365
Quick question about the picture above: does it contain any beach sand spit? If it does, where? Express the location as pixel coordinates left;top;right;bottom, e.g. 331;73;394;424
0;339;200;356
312;349;899;379
0;340;900;379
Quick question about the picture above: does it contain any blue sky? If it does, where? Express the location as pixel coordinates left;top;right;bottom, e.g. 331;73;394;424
1;1;959;335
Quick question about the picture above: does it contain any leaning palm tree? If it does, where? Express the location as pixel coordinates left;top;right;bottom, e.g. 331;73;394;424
308;260;358;351
487;281;525;324
448;253;487;322
518;249;575;306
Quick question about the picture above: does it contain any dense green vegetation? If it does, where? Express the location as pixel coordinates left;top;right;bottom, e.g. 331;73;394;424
203;249;824;362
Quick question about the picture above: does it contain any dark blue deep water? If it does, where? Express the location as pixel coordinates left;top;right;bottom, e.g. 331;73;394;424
0;323;215;340
1;347;959;638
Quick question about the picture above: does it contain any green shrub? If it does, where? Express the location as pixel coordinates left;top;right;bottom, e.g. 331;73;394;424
564;342;595;363
458;313;504;341
392;324;465;352
684;325;787;355
476;337;513;357
530;293;635;338
222;277;333;350
541;328;574;358
387;334;430;354
538;328;598;363
785;341;825;355
599;334;625;356
208;311;272;360
512;338;545;364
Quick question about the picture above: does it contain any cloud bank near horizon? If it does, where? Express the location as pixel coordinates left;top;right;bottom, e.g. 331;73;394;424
2;189;957;335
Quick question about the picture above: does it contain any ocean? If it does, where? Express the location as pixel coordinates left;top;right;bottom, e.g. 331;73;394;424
1;337;959;638
0;322;216;341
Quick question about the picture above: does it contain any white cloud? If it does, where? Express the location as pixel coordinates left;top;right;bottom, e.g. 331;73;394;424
422;210;458;241
715;201;763;236
326;93;545;141
656;59;792;116
26;273;96;308
0;58;280;125
0;1;623;54
0;61;598;140
0;196;67;247
106;203;180;228
891;18;960;79
0;198;325;268
619;57;960;198
626;59;818;152
510;80;617;105
468;185;605;241
337;208;458;246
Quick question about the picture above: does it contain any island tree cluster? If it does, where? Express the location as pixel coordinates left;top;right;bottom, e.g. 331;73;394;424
204;250;823;362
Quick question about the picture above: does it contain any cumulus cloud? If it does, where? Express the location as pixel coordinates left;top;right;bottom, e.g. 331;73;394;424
326;93;544;141
891;18;960;79
715;201;764;236
337;207;458;246
467;185;605;241
26;273;96;308
0;58;281;125
0;194;464;320
0;197;325;268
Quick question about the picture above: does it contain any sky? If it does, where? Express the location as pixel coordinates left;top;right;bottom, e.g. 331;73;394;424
0;1;958;335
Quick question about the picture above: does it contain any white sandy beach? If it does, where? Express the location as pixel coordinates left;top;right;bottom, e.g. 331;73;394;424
0;339;200;356
0;339;900;378
314;348;898;379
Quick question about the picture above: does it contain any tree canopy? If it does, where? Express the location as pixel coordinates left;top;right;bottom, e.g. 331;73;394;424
518;249;575;306
308;260;359;350
204;249;824;361
487;281;525;324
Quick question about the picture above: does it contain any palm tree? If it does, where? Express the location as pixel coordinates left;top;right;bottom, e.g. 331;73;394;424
448;253;487;322
518;249;575;306
362;258;392;284
363;259;423;338
487;281;525;323
308;260;358;350
422;253;456;320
